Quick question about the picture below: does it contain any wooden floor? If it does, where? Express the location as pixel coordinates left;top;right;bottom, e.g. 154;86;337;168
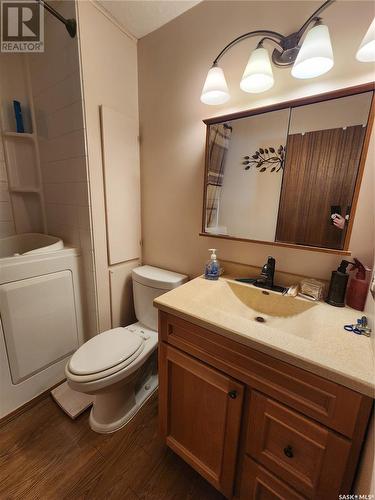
0;392;224;500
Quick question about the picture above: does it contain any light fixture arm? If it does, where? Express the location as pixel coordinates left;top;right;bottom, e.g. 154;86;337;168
211;0;335;68
213;30;284;65
296;0;334;41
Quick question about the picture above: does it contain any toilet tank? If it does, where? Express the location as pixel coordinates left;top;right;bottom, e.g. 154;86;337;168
132;266;188;331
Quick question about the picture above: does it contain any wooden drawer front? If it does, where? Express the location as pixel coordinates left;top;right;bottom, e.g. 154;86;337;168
240;457;305;500
247;392;351;498
159;311;366;438
159;343;244;498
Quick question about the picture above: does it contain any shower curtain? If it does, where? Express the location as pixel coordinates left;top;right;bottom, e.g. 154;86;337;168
206;123;232;228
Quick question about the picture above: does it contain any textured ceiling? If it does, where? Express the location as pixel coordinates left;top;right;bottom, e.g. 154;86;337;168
97;0;202;39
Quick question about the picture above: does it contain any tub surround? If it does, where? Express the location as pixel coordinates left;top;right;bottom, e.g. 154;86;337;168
154;276;374;396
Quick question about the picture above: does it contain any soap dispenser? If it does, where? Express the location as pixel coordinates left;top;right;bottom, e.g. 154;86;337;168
346;258;369;311
326;260;351;307
204;248;221;280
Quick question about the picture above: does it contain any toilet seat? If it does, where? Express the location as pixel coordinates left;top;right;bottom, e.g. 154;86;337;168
67;328;145;383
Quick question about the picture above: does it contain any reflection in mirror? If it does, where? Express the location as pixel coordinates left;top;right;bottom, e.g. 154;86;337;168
205;109;290;240
203;90;373;250
276;92;372;249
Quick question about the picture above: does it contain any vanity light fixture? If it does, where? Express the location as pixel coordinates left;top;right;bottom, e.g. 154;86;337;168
200;66;230;105
201;0;373;104
356;18;375;62
240;42;275;93
291;21;334;79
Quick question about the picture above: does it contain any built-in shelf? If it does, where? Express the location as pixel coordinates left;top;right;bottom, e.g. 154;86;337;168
9;186;40;194
3;131;35;140
1;56;46;233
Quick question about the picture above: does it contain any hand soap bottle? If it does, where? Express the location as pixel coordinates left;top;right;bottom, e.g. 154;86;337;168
205;249;220;280
326;260;351;307
346;258;369;311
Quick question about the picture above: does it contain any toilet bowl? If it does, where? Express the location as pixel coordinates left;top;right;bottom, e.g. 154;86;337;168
65;265;188;433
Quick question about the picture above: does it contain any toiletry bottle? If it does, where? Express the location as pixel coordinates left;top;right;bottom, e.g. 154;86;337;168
13;100;25;133
346;258;369;311
326;260;351;307
205;249;220;280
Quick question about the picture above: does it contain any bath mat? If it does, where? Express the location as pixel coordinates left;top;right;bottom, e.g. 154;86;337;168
51;381;93;419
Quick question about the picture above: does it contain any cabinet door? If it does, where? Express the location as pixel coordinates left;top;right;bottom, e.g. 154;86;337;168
159;343;244;498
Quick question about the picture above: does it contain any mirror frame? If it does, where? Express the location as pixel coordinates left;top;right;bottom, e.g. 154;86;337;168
201;82;374;255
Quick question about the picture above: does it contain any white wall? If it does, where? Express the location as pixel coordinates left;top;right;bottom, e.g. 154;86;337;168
289;91;372;133
77;1;140;332
138;0;374;281
219;109;289;240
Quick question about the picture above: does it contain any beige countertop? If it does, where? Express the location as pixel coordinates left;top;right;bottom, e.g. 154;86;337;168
154;276;375;397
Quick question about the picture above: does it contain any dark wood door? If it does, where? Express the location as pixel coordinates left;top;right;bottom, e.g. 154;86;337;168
276;125;365;248
158;343;244;498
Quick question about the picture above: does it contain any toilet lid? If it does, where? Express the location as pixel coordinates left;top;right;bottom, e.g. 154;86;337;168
68;328;144;376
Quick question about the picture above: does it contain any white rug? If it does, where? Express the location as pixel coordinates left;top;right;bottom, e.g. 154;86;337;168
51;381;93;419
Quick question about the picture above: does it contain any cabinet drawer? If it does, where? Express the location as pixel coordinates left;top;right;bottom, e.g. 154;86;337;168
240;457;305;500
159;312;370;438
247;391;351;498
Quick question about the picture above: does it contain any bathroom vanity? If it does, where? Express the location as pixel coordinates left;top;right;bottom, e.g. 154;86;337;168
155;277;374;499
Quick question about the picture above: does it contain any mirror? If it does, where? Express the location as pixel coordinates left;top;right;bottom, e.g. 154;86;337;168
202;88;373;251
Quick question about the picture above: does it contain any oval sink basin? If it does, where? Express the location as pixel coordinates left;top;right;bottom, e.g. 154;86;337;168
227;281;316;318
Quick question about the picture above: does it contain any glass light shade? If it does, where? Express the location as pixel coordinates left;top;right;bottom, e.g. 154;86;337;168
292;23;334;79
356;18;375;62
240;46;274;93
200;66;230;105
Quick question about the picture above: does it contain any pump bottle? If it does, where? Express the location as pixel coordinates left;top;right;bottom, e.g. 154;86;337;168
346;258;369;311
326;260;351;307
205;249;221;280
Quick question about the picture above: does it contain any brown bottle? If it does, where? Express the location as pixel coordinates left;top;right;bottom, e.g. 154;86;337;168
346;258;369;311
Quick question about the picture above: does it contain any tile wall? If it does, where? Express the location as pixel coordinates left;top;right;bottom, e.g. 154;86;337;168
0;131;15;237
28;0;97;337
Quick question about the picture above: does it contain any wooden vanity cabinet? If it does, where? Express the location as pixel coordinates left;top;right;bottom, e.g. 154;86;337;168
158;342;244;497
158;311;373;499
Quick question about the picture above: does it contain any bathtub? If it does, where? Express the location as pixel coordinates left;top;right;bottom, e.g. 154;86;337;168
0;233;64;258
0;233;84;418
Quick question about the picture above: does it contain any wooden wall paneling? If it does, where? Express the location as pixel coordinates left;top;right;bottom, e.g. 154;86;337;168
276;126;366;248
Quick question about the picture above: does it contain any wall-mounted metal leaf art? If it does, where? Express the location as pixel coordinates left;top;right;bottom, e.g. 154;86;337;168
242;145;286;172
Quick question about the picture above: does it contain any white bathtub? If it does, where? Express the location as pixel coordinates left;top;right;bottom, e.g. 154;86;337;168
0;233;64;258
0;233;84;418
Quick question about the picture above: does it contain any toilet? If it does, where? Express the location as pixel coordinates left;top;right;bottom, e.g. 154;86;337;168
65;265;188;433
